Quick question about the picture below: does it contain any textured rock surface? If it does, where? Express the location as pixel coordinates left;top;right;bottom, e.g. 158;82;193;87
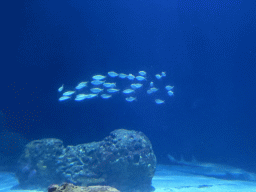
16;129;156;192
48;183;120;192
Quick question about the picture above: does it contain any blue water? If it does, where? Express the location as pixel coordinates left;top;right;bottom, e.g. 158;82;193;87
0;0;256;191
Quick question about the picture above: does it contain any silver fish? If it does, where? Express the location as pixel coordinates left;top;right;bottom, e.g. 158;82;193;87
91;80;105;85
101;94;112;99
108;71;119;77
161;72;166;77
150;82;154;87
103;82;116;88
75;82;88;89
150;87;158;92
127;74;135;80
75;94;89;101
119;73;127;78
147;89;153;94
123;89;135;94
131;83;143;89
125;97;136;102
92;75;106;80
63;91;75;96
139;71;146;76
136;76;146;81
168;90;174;96
90;88;103;93
59;96;71;101
155;74;162;79
87;94;98;98
107;88;120;93
58;84;64;92
165;85;174;91
155;99;165;104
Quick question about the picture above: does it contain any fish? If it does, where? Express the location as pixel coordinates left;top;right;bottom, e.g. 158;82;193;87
103;82;116;88
108;71;119;77
63;91;75;96
119;73;127;78
92;75;106;80
75;82;88;89
91;80;105;85
75;94;90;101
150;82;154;87
101;94;112;99
58;84;64;92
155;99;164;104
125;97;136;102
139;71;146;76
161;72;166;77
150;87;158;92
123;89;135;94
107;88;120;93
131;83;143;89
155;74;162;79
167;154;256;181
59;96;71;101
87;94;98;98
165;85;174;91
136;76;146;81
147;89;153;94
90;88;103;93
168;90;174;96
127;74;135;80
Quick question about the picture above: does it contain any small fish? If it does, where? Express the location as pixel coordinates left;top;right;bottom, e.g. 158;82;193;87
150;82;154;87
150;87;158;92
101;94;112;99
136;76;146;81
161;72;166;77
63;91;75;96
123;89;135;94
155;74;162;79
155;99;165;104
92;75;106;80
90;88;103;93
147;89;153;94
75;82;88;89
127;74;135;80
75;94;89;101
168;90;174;96
103;82;116;88
119;73;127;78
108;71;119;77
107;88;120;93
91;80;105;85
131;83;143;89
59;96;71;101
165;85;174;91
58;84;64;92
87;94;98;98
125;97;136;102
139;71;146;76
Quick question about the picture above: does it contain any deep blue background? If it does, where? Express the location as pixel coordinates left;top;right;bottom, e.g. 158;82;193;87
0;0;255;172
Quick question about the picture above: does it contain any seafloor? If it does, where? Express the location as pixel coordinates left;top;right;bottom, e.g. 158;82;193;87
2;164;256;192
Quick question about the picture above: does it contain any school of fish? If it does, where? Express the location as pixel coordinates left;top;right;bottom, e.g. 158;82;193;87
58;71;174;104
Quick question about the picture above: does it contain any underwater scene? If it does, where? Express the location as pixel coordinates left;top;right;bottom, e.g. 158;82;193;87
0;0;256;191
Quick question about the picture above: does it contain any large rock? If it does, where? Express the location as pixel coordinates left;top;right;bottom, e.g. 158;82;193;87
48;183;120;192
16;129;157;192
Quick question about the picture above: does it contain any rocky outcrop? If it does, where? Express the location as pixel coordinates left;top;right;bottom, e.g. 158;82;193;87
16;129;156;192
48;183;120;192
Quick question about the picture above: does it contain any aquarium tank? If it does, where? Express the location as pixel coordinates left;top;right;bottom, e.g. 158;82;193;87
0;0;255;192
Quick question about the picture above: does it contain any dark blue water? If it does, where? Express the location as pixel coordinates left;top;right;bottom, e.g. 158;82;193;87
0;0;255;174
